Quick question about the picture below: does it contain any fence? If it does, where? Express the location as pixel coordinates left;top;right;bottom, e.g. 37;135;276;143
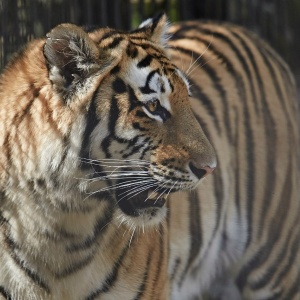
0;0;299;88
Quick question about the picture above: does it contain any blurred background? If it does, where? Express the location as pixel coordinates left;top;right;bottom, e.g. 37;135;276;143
0;0;299;93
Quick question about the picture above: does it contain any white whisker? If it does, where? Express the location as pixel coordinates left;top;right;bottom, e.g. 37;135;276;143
117;181;157;201
129;226;136;247
186;34;214;77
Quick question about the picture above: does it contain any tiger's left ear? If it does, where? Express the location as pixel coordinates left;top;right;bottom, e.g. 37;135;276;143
138;12;170;48
43;23;107;98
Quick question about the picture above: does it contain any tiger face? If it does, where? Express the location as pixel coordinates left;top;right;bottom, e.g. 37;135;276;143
6;14;216;228
41;14;216;226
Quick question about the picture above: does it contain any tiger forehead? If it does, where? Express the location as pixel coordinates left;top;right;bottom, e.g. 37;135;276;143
93;30;190;95
122;61;189;101
94;29;167;57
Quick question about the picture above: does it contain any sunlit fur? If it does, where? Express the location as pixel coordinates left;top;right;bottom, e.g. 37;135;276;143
0;13;299;300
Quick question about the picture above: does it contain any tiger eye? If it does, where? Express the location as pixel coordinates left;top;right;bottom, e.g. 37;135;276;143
147;99;158;113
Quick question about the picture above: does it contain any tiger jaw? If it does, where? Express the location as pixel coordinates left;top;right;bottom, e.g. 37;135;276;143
116;181;171;217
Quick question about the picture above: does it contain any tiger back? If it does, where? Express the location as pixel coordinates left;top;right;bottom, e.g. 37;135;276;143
0;13;299;300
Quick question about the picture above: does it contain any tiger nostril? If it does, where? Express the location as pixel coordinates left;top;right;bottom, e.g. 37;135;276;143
189;162;207;179
189;162;215;179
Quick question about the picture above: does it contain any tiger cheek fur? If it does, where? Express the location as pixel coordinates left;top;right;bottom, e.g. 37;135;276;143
0;12;299;300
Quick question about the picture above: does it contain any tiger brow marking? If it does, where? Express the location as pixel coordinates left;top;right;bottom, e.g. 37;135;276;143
139;70;158;94
104;36;124;50
137;54;153;69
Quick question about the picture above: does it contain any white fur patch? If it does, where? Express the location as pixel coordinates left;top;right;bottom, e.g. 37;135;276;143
125;63;173;121
176;69;191;96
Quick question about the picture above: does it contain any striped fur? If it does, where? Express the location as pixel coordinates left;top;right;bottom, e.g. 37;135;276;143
0;13;299;300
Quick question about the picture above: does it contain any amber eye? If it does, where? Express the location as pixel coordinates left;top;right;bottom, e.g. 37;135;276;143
143;98;171;122
146;99;159;113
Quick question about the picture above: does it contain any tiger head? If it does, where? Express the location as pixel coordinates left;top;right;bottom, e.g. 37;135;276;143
1;14;216;228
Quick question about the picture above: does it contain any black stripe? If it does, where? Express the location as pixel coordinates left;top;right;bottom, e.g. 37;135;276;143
79;90;100;169
112;77;127;94
237;240;283;292
84;240;132;300
170;257;181;281
130;40;168;60
150;12;165;33
126;42;138;58
66;209;113;252
152;226;165;292
0;216;50;293
127;127;145;140
100;95;120;158
52;136;70;174
139;70;158;94
122;137;147;159
188;78;221;134
192;114;213;153
110;65;121;74
133;252;152;300
55;254;95;279
242;27;295;96
135;110;148;118
233;108;241;219
4;235;50;293
17;97;35;124
179;192;202;286
258;45;295;150
263;46;296;102
248;160;294;290
258;46;290;118
128;85;142;112
139;142;152;160
256;290;283;300
104;36;123;49
137;54;153;68
282;271;300;300
272;228;300;289
250;226;298;291
0;286;12;300
101;30;124;41
211;168;224;243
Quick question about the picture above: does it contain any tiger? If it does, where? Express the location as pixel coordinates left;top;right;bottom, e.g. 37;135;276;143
0;11;299;300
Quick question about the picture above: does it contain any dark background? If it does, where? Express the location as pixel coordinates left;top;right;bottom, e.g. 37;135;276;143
1;0;299;93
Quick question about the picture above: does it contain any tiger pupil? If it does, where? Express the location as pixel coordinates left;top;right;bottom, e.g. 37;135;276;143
148;100;158;112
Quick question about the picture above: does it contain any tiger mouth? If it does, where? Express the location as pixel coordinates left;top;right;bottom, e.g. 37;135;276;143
116;181;170;216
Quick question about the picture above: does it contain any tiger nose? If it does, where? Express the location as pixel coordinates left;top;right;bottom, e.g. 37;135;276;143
189;162;215;179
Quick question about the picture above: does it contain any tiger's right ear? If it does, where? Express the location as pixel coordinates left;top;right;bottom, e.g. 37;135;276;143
44;24;101;92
